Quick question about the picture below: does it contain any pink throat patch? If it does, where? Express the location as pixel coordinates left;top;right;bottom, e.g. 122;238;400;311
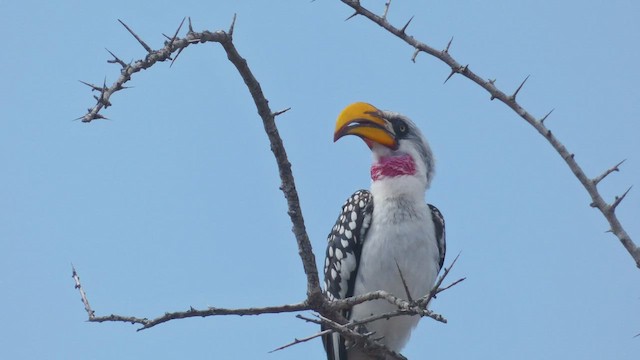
371;154;416;181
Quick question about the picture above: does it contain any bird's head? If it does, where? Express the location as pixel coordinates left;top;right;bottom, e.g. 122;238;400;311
334;102;435;190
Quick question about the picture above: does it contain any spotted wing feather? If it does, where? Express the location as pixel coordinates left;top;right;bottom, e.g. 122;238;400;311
322;190;373;360
428;204;446;271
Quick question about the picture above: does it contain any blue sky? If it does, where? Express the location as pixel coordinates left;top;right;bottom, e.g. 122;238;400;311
1;0;639;359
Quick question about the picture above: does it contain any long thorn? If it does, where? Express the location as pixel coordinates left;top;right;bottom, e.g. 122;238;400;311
540;108;554;124
394;259;412;302
443;36;454;53
170;47;185;67
510;75;530;100
228;13;237;36
400;15;414;33
187;17;194;33
118;19;153;53
79;80;102;92
610;186;633;212
345;11;359;21
269;329;332;353
168;17;186;49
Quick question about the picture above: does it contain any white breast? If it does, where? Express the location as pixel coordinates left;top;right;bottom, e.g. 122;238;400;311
349;179;440;353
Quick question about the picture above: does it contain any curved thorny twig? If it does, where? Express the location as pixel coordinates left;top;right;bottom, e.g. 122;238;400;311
338;0;638;268
74;15;463;360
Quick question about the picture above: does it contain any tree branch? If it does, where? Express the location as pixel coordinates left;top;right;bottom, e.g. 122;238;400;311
338;0;639;269
78;16;321;299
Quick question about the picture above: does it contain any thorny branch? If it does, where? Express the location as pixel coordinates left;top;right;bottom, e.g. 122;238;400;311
339;0;639;268
75;15;462;359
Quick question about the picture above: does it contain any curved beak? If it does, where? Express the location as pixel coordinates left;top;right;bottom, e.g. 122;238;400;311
333;102;398;150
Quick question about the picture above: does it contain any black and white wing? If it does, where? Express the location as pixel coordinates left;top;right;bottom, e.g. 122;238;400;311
322;190;373;360
428;204;446;271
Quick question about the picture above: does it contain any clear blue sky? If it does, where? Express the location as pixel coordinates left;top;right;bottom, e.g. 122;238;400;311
1;1;639;359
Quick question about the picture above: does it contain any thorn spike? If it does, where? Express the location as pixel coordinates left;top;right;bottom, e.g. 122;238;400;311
400;15;414;33
170;47;185;68
443;69;456;84
117;19;153;53
443;36;454;53
187;17;194;33
540;108;555;124
228;13;237;36
79;80;102;91
610;185;632;212
167;17;186;51
345;11;358;21
511;75;530;100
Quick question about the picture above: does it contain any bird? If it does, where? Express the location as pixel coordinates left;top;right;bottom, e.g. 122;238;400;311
322;102;446;360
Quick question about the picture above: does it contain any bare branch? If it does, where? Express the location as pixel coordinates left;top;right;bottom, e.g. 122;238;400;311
80;17;321;298
90;302;312;330
436;277;466;295
592;159;626;186
270;328;333;353
71;265;95;319
338;0;640;269
311;314;408;360
382;0;391;20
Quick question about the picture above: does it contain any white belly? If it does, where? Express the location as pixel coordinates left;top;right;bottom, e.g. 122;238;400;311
350;199;440;353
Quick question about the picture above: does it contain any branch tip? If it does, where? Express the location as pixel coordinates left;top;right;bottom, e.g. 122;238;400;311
105;48;127;68
382;0;392;20
411;48;420;63
593;159;626;185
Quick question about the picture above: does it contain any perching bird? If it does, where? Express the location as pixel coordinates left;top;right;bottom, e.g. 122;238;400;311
322;102;446;360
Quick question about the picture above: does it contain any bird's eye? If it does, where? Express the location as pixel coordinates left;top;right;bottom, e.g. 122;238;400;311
398;124;407;133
